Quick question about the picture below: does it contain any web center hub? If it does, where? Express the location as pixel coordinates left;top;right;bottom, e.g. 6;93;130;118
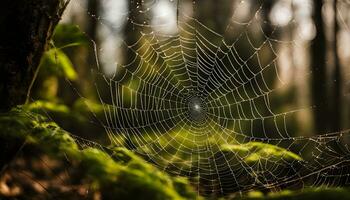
187;96;207;123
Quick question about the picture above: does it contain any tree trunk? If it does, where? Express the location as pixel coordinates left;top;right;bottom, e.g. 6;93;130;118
0;0;69;112
311;0;328;134
0;0;69;171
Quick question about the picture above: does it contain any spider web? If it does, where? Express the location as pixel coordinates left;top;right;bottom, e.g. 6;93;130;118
78;0;350;196
28;0;350;198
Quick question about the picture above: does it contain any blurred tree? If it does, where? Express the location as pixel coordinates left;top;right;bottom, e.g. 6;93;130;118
124;0;145;50
195;0;233;33
58;0;100;103
261;0;274;37
79;0;100;99
331;0;342;132
0;0;69;111
87;0;99;40
311;0;329;134
122;0;144;150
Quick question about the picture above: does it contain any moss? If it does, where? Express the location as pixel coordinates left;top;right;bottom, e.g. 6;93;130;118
246;190;264;198
0;107;79;157
25;99;106;127
198;141;305;195
25;100;70;114
0;106;199;199
108;147;200;200
79;148;120;187
77;146;199;199
111;167;185;200
173;176;199;199
220;142;302;163
237;187;350;200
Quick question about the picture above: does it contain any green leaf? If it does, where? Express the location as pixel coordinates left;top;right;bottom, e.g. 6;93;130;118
52;24;90;49
40;49;77;80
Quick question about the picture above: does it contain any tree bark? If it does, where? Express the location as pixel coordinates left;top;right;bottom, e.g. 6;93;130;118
0;0;69;112
0;0;69;172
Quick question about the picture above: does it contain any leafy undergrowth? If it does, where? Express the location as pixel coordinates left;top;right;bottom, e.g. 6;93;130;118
0;106;198;199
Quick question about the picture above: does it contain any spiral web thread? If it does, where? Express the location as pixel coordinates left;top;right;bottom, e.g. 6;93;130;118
71;0;350;197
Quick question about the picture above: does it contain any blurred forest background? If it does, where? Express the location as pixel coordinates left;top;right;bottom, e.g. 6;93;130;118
35;0;350;139
1;0;350;199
